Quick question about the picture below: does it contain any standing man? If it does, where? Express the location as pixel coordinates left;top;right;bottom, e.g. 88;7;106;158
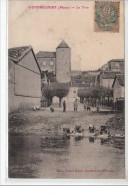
63;100;66;112
74;99;78;111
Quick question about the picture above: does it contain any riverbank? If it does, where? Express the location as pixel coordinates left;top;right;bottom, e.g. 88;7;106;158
106;112;125;136
9;105;124;136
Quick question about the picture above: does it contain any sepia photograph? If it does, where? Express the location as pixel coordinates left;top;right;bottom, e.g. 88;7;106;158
8;0;125;179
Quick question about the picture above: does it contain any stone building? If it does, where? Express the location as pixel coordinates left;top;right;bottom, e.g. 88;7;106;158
36;40;71;84
112;74;124;103
99;72;116;88
100;59;124;73
9;46;41;112
36;51;56;74
108;59;124;73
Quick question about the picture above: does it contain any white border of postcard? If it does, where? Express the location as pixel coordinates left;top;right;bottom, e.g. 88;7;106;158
0;0;128;185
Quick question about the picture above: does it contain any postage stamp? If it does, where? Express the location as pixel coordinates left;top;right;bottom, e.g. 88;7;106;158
94;1;120;32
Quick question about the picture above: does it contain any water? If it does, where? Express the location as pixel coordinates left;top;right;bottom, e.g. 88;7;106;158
9;132;125;179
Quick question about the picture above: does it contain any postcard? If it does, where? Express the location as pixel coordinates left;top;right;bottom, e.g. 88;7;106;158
6;0;126;182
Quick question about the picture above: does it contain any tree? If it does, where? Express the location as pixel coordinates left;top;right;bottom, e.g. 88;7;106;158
54;83;70;107
42;82;70;107
42;85;55;106
78;86;113;107
78;88;92;98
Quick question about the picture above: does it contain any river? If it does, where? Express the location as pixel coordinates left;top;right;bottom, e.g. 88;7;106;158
9;131;125;179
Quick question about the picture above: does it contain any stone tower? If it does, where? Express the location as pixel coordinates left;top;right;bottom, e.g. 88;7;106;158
56;40;71;83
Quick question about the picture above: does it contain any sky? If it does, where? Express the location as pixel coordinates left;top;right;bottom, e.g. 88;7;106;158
9;1;124;71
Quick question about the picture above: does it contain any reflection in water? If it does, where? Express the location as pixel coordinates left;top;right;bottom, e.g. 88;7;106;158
40;136;70;150
89;137;95;143
100;138;109;145
74;136;84;142
100;137;125;149
9;133;125;179
63;135;70;140
111;137;125;149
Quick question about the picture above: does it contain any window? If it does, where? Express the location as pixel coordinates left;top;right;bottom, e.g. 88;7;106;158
115;65;119;69
50;61;54;66
43;61;46;66
115;63;119;69
73;90;76;94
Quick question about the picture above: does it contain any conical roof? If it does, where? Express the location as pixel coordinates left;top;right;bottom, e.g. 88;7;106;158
56;40;69;48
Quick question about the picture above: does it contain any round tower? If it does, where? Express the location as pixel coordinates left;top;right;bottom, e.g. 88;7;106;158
55;40;71;83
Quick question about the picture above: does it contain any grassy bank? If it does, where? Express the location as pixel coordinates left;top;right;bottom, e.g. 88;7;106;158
105;113;125;136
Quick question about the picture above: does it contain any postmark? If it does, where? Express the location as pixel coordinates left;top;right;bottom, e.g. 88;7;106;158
94;1;120;32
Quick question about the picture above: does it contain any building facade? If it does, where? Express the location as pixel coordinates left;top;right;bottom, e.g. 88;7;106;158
9;46;41;112
36;51;56;74
100;59;124;73
112;75;124;102
108;59;124;73
99;72;116;88
36;40;71;84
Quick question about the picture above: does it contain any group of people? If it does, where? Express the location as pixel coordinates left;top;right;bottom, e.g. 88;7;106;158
51;98;92;113
84;103;91;111
63;98;78;112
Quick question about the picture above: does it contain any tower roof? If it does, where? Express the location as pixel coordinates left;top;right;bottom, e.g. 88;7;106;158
56;40;69;48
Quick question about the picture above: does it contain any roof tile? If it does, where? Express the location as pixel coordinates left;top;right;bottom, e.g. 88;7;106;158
36;51;56;58
8;46;31;61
